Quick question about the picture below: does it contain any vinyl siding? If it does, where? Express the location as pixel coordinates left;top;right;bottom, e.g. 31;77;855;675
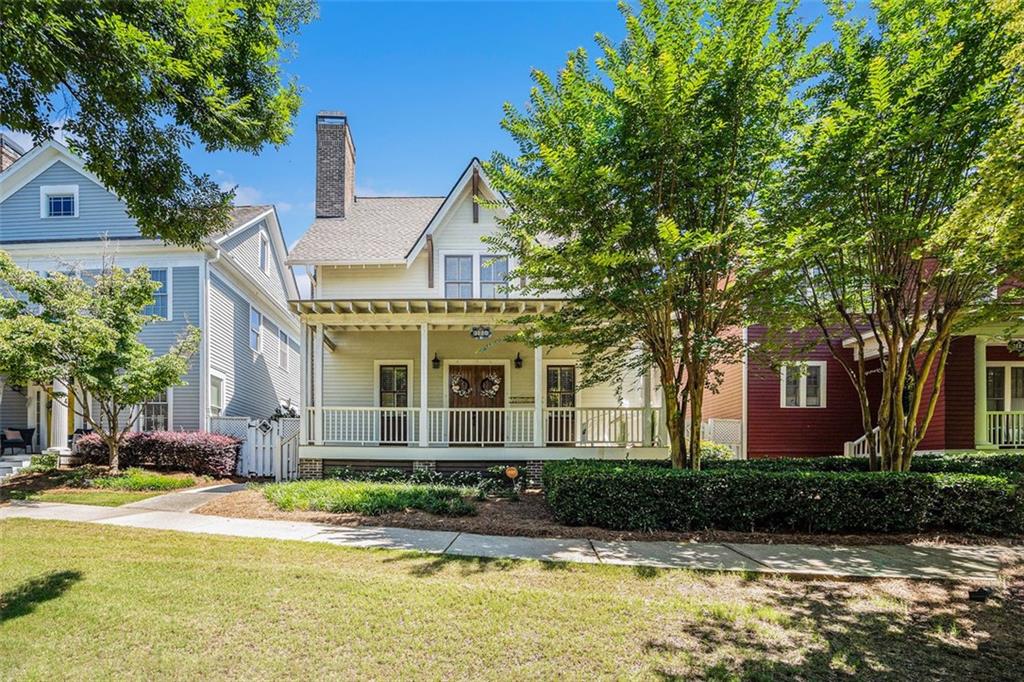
701;359;743;421
208;271;299;419
220;218;290;303
0;161;138;243
137;266;201;430
0;384;27;430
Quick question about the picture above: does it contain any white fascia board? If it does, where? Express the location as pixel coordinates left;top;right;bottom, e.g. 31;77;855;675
0;140;116;204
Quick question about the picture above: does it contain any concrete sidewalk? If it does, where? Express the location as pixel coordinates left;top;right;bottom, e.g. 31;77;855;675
1;498;1017;583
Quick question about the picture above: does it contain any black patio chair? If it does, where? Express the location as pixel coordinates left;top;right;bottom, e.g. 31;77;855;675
1;428;30;455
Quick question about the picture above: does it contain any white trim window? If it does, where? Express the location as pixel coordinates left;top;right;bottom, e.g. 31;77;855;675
259;233;269;273
985;363;1024;412
444;255;473;298
209;373;225;417
140;390;170;431
143;268;170;319
480;254;509;298
39;184;79;218
249;306;262;353
279;330;289;370
780;361;827;408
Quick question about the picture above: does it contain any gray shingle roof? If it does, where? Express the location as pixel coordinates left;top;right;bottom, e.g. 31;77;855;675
286;196;444;264
227;205;273;231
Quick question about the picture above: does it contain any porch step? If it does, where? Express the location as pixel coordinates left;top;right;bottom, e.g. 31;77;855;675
0;455;34;483
0;454;34;463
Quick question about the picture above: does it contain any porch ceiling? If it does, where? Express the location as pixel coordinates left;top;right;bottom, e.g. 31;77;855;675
290;298;568;329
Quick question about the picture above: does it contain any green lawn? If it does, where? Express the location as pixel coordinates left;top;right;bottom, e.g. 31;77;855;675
262;479;475;515
9;490;163;507
1;520;1020;680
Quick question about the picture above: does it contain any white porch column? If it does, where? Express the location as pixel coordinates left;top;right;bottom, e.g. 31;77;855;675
974;335;994;449
642;367;652;447
533;346;544;447
313;323;324;445
299;322;310;443
48;379;70;454
419;323;429;447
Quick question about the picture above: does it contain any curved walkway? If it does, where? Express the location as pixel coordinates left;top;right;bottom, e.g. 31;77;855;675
2;485;1019;583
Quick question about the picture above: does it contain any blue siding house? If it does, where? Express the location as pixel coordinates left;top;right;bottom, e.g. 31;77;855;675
0;140;300;452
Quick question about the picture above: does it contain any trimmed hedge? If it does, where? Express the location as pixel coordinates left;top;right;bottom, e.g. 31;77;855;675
704;452;1024;478
78;431;241;477
543;460;1024;535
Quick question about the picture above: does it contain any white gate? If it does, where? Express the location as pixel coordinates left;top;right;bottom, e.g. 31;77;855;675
701;419;744;459
209;416;300;480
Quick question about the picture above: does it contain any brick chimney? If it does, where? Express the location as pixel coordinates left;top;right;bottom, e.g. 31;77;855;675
315;111;356;218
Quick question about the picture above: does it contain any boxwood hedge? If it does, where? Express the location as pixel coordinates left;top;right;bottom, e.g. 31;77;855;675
542;459;1024;535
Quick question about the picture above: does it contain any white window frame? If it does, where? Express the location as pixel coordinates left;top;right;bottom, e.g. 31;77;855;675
259;233;269;273
443;253;474;299
480;254;510;299
144;267;172;320
39;184;80;218
209;371;226;417
139;388;172;431
249;305;263;354
279;329;289;370
985;361;1024;413
779;361;827;408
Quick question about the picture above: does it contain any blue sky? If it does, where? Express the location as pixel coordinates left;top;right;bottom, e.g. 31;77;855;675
5;0;859;256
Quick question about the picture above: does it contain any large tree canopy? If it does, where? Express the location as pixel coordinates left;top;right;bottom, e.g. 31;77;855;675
1;0;316;246
768;0;1024;471
487;0;818;468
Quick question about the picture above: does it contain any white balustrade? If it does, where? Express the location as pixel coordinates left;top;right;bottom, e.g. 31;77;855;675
988;412;1024;448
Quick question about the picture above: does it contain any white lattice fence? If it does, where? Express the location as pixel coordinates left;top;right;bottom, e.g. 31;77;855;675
208;416;301;480
701;418;743;459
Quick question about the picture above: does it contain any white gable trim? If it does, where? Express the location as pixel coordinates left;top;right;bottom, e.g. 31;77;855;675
404;158;505;266
0;140;113;204
213;206;299;301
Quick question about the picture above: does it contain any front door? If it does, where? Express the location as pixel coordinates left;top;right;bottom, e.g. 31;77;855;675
546;365;576;445
448;364;505;445
379;365;409;444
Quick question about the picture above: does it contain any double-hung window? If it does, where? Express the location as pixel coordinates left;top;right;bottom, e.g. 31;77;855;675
143;269;169;319
480;255;509;298
209;375;224;417
781;362;826;408
141;390;169;431
444;255;473;298
279;330;289;369
249;307;262;353
259;234;269;272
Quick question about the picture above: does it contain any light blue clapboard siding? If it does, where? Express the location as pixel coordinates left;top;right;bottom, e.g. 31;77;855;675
0;385;27;430
220;219;289;303
0;161;138;243
208;271;299;420
138;266;201;430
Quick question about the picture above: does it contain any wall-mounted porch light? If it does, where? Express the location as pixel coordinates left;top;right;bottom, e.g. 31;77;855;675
432;352;441;369
514;352;523;369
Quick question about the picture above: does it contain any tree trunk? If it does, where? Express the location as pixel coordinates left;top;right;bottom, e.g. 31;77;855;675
663;386;686;469
687;382;705;471
107;438;120;474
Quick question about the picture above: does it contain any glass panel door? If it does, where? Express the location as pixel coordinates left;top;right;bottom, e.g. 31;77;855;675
987;367;1006;412
1012;367;1024;411
379;365;408;444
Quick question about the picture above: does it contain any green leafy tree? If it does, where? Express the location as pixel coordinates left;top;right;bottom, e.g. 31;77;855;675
1;0;316;246
0;251;200;471
769;0;1024;471
486;0;819;468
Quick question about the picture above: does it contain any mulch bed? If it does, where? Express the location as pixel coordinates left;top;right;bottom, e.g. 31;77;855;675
194;488;1024;547
0;468;237;503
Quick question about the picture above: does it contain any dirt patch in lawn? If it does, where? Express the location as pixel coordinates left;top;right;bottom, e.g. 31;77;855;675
0;468;237;505
195;488;1024;546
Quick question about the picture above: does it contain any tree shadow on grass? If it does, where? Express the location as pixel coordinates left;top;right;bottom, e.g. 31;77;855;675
381;553;524;577
0;570;82;623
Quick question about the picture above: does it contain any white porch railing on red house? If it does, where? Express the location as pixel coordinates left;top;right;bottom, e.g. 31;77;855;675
305;406;664;447
988;411;1024;448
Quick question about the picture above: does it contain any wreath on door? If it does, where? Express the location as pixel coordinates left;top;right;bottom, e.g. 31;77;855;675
480;372;502;399
450;374;473;398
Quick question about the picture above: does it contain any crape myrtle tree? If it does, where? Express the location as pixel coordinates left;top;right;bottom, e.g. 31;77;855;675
769;0;1024;472
485;0;820;468
1;0;316;246
0;252;199;472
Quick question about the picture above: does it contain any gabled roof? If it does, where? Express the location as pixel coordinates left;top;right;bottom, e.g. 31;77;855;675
216;204;299;301
0;139;111;204
285;158;504;267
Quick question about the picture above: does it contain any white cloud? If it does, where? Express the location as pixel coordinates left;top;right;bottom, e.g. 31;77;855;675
1;119;72;152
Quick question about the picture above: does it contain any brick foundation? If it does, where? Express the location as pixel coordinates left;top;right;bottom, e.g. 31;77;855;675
525;460;544;487
412;460;436;472
297;458;323;479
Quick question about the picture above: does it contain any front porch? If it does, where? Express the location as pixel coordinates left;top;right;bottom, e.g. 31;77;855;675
294;298;668;463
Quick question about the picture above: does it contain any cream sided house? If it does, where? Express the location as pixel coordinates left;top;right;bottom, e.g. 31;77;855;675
0;139;300;476
286;112;667;478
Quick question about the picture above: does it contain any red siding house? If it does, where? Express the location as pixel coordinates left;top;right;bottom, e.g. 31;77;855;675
702;325;1024;458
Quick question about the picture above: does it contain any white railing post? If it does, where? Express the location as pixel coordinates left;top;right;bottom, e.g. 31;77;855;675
299;322;309;443
313;323;324;445
419;323;429;447
974;335;992;449
533;346;544;446
641;367;652;447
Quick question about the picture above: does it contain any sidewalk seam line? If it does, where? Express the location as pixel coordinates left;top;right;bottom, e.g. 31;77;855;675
588;539;603;564
720;543;772;570
442;532;461;555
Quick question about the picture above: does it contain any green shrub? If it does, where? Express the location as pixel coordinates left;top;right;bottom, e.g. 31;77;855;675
702;451;1024;478
543;460;1023;535
262;480;475;516
87;468;195;491
21;452;58;473
700;441;736;461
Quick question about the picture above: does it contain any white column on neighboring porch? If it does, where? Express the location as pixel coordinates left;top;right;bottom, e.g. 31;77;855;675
974;335;993;449
419;323;429;447
299;322;310;443
313;323;324;445
533;345;544;447
642;367;652;447
49;378;70;453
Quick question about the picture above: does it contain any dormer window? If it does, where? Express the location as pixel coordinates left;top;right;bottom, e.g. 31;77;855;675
259;233;269;272
40;185;79;218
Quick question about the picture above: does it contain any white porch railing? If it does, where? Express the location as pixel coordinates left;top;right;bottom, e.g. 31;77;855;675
305;406;663;447
318;407;421;445
988;411;1024;448
843;426;880;457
